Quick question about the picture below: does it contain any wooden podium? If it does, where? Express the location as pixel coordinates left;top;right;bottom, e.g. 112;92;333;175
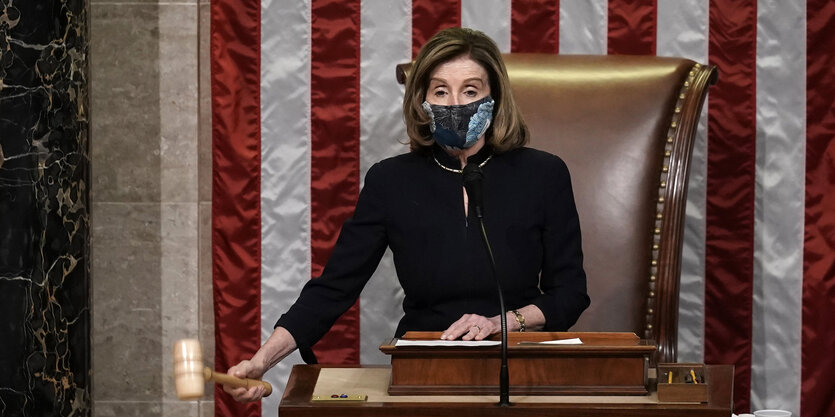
277;332;734;416
379;332;656;396
278;364;735;417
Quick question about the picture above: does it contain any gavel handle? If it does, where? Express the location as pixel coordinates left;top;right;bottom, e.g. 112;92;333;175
203;367;273;397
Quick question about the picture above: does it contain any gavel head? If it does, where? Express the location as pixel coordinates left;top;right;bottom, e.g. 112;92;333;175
173;339;205;400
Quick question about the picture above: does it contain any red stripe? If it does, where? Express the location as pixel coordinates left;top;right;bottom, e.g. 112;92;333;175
804;1;835;416
705;0;757;412
210;0;262;415
608;0;657;55
309;0;362;365
511;0;559;53
411;0;461;58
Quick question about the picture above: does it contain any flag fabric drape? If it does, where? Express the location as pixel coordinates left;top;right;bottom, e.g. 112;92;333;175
210;1;834;416
705;0;758;410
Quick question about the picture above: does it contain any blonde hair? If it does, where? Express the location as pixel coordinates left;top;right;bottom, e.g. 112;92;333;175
403;28;529;153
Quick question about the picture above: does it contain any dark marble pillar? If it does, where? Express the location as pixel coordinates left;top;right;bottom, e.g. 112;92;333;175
0;0;91;416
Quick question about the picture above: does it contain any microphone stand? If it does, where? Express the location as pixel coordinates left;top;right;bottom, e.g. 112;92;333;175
463;164;511;407
478;219;511;407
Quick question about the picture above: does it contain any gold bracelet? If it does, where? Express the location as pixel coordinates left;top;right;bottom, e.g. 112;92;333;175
510;310;525;332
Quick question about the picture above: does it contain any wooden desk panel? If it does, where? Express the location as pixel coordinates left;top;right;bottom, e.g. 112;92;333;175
382;332;655;396
279;365;734;417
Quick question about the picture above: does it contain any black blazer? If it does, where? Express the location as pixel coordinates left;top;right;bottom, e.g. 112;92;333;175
276;144;590;363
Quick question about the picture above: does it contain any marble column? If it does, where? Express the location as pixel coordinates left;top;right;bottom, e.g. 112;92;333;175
0;0;92;416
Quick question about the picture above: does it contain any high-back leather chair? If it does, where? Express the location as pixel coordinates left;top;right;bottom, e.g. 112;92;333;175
397;54;716;364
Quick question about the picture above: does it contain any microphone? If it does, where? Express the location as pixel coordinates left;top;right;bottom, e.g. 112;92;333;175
462;163;511;407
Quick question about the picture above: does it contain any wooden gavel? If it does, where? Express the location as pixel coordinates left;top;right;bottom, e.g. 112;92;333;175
173;339;273;400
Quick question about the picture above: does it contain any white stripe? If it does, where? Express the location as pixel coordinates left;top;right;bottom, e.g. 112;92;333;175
461;0;511;53
559;0;607;55
751;0;805;414
260;0;311;412
358;0;411;365
656;0;709;364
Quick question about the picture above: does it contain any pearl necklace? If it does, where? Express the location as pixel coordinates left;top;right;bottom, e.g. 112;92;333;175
433;154;493;174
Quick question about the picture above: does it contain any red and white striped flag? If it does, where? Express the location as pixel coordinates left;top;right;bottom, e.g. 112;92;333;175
210;1;835;416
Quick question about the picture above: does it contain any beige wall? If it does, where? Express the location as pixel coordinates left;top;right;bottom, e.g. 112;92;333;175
90;0;213;415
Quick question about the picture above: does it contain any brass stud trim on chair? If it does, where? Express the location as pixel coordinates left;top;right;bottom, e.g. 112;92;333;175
646;63;700;342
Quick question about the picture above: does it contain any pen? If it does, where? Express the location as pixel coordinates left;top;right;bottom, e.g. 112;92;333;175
668;371;673;384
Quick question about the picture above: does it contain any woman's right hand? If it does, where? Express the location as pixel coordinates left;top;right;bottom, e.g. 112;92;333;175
224;358;269;402
222;326;297;403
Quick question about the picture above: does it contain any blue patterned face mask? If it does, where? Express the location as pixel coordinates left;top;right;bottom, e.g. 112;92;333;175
422;95;494;149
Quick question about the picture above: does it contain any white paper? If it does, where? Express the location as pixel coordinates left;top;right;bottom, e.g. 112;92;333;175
534;338;583;345
394;340;501;347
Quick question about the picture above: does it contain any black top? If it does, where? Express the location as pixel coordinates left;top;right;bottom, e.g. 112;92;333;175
276;145;590;363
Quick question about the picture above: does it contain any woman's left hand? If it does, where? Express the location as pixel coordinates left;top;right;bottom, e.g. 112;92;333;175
440;313;500;341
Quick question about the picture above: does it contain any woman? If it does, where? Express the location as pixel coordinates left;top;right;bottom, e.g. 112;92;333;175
225;27;589;402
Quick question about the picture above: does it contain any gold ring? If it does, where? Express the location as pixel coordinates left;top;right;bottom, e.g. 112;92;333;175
472;325;481;332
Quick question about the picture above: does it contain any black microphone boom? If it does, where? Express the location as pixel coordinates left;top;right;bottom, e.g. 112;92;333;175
462;163;511;407
462;163;485;218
